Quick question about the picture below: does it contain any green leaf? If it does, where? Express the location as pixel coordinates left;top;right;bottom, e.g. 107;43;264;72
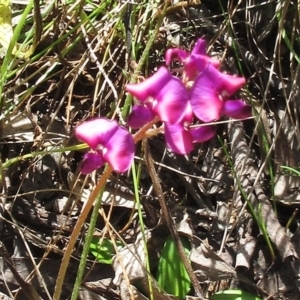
210;289;262;300
89;237;122;265
156;236;191;300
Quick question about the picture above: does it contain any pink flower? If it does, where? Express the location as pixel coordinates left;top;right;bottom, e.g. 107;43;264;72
125;38;252;155
75;118;135;174
164;122;216;154
165;38;221;80
190;64;250;122
222;100;252;120
126;66;189;126
164;123;194;154
127;105;155;129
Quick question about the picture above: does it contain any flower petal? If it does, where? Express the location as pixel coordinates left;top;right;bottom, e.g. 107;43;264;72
126;67;189;124
125;66;173;102
153;76;189;124
184;54;220;80
80;152;105;174
223;99;252;119
164;123;194;154
190;125;216;143
75;118;119;150
103;125;135;172
191;38;207;55
182;101;194;123
127;105;155;128
190;71;223;122
165;48;189;65
204;64;245;97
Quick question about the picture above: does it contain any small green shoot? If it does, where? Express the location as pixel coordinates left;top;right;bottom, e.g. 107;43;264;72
156;235;191;300
89;237;123;265
280;166;300;177
210;289;262;300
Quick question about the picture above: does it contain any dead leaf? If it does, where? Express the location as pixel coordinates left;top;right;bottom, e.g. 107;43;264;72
112;232;176;300
190;239;236;282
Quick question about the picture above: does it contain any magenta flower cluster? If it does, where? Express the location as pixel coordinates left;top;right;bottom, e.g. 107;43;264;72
75;39;251;174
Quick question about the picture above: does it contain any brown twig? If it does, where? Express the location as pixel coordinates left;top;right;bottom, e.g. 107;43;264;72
0;241;41;300
143;139;204;299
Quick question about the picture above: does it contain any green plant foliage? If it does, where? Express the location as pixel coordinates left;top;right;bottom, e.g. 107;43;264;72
156;235;191;300
281;166;300;176
89;237;122;265
210;289;262;300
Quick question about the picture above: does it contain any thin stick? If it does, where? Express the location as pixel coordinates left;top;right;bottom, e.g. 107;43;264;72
143;139;204;299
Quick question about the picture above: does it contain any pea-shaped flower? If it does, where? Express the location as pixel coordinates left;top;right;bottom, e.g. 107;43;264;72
126;66;189;127
165;38;221;80
190;64;250;122
75;118;135;174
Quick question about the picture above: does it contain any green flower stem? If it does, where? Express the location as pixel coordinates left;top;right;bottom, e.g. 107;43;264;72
132;162;154;300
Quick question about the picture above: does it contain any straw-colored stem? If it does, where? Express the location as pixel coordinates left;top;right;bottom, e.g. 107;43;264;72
53;119;156;299
53;165;113;299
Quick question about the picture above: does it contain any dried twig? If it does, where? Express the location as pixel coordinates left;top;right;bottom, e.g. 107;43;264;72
143;139;204;299
0;241;41;300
